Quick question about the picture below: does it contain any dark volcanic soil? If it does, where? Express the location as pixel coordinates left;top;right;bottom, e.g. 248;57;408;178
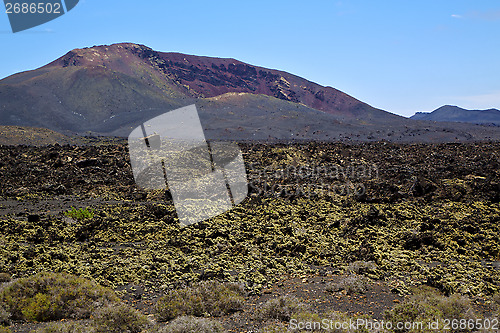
0;141;499;332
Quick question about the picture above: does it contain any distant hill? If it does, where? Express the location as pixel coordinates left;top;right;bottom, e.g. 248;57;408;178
411;105;500;126
0;126;79;146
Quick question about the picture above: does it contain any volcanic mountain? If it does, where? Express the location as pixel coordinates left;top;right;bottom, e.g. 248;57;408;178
1;42;500;142
411;105;500;126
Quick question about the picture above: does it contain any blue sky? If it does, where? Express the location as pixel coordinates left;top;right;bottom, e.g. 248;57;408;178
1;0;499;117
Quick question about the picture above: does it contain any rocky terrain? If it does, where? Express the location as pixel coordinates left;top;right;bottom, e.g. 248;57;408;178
0;140;499;331
0;126;81;146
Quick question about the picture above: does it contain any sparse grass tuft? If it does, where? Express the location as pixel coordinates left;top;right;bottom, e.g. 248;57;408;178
291;311;322;323
492;292;500;305
64;207;95;220
326;274;370;295
346;261;378;276
35;321;88;333
158;315;224;333
256;295;308;321
155;281;245;322
0;272;119;322
259;311;374;332
0;274;10;284
258;321;288;333
0;302;9;326
325;311;373;332
92;303;150;333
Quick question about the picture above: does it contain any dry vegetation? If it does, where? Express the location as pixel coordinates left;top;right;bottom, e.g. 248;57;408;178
0;141;499;331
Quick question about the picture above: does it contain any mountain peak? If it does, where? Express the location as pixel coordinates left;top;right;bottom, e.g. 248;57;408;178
41;42;395;120
0;43;414;139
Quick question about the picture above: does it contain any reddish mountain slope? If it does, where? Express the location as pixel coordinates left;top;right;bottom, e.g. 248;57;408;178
2;43;500;142
45;43;400;121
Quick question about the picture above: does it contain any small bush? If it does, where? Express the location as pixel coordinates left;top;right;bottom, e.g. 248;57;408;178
291;311;322;323
0;327;11;333
346;261;377;275
92;303;150;333
326;311;372;333
64;207;95;220
158;316;224;333
0;302;9;326
256;295;308;321
36;321;88;333
410;286;476;322
326;275;370;295
0;272;119;322
0;274;10;284
259;321;288;333
290;311;324;331
435;294;475;323
492;293;500;317
385;286;477;333
385;302;441;332
155;281;245;322
260;311;373;333
493;292;500;305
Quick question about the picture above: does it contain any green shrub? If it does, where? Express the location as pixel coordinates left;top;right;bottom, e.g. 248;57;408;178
64;207;95;220
0;327;11;333
326;275;370;294
35;321;88;333
0;274;10;284
92;303;150;333
256;295;308;321
158;316;224;333
155;281;245;322
0;272;119;322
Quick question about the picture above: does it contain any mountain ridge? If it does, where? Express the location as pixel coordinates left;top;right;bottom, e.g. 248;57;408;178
1;42;500;142
44;43;400;121
411;105;500;126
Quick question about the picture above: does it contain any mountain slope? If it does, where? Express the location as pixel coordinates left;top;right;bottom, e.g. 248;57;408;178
48;43;401;121
0;126;79;145
1;43;500;142
0;43;403;136
411;105;500;126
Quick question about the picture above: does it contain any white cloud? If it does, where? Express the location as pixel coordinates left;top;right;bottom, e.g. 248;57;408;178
451;14;462;19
